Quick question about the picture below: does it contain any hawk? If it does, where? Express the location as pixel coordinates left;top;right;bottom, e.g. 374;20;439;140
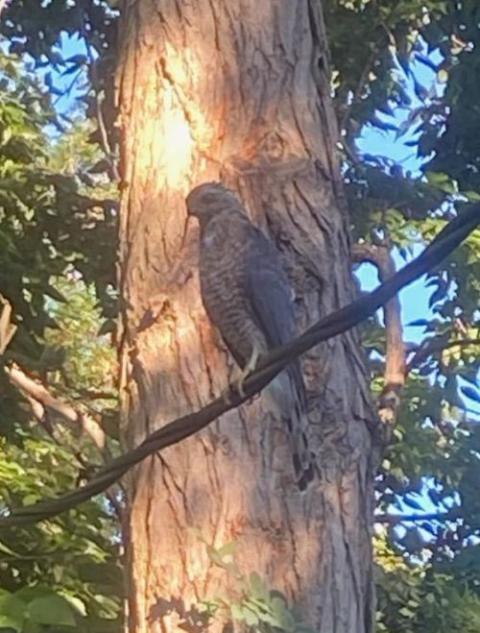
186;182;314;490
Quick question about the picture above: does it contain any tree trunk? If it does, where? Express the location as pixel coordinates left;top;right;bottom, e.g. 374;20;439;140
117;1;376;632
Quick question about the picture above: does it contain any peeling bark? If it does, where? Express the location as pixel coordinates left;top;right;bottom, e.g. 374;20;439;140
117;2;376;632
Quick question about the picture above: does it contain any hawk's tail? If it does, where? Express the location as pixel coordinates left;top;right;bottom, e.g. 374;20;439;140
273;363;315;490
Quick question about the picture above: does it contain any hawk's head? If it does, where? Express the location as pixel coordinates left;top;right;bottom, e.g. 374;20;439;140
186;182;243;226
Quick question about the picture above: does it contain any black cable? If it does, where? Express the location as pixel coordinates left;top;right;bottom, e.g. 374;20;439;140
1;204;478;527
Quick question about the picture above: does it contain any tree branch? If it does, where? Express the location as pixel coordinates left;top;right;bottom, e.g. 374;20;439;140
374;510;459;524
0;294;123;517
407;337;480;373
1;203;478;526
340;47;378;134
0;298;107;451
0;297;17;355
5;363;124;521
83;32;120;183
5;364;106;450
352;243;405;426
0;0;9;17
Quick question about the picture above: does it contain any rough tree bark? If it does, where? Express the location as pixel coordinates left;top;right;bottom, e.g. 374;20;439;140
116;1;376;632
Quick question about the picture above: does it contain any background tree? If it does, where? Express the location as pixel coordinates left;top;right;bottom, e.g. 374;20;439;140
0;1;479;632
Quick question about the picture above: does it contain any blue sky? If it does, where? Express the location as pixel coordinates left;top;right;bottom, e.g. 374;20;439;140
355;49;444;344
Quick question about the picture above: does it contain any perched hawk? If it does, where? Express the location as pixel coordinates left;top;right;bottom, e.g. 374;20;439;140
186;182;314;490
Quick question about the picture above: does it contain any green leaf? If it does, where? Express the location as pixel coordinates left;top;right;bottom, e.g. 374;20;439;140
241;605;259;627
425;171;450;185
460;385;480;403
97;318;115;336
26;594;77;627
0;593;27;632
0;540;20;558
43;284;68;303
230;602;244;622
248;572;268;599
215;541;237;560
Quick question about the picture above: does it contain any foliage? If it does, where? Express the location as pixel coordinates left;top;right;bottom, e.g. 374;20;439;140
0;22;121;632
0;1;479;633
45;277;117;426
0;580;120;632
0;52;116;386
0;279;121;631
0;586;79;632
375;533;480;633
216;572;312;633
196;540;314;633
148;540;313;633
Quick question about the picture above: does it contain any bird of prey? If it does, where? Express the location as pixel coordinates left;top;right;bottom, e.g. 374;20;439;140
186;182;314;490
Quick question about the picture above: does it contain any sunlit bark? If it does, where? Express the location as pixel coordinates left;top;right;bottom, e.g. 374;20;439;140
117;2;376;632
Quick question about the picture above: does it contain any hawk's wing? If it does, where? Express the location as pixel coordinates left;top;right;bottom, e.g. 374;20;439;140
246;225;313;489
246;226;297;350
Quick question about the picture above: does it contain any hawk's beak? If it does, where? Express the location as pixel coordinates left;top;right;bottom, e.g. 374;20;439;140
181;213;193;251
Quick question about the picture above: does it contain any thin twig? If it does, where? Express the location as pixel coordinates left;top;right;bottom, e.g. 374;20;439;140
83;26;119;182
340;47;378;133
0;297;17;355
375;510;459;524
0;0;10;17
407;337;480;372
